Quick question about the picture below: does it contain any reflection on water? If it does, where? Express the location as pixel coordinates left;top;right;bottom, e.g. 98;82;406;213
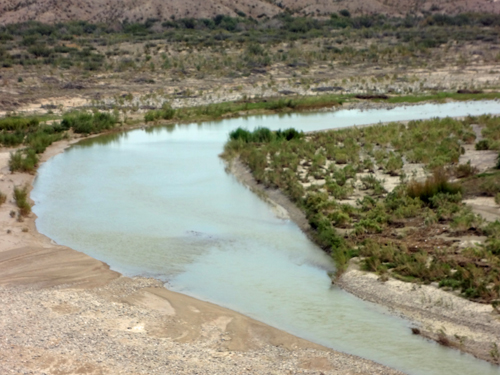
74;132;129;148
32;101;500;375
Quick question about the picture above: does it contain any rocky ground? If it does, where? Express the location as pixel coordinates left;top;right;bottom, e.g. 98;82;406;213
0;276;406;375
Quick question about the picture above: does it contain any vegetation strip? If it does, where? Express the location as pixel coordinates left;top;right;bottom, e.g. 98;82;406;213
222;115;500;309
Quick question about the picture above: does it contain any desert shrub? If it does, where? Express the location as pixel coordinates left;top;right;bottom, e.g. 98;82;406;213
13;185;31;216
332;168;347;186
252;127;274;143
476;140;490;150
362;158;374;171
462;131;476;144
0;116;39;131
355;219;382;234
339;9;351;17
495;193;500;205
25;130;62;153
61;111;118;134
275;128;303;141
497;151;500;169
455;160;477;178
144;103;176;123
325;180;352;199
385;154;403;175
385;189;423;218
229;127;302;144
357;195;377;212
28;44;52;57
360;175;386;195
0;191;6;205
451;209;483;232
480;176;500;196
0;131;24;147
9;149;38;173
407;168;461;204
230;128;255;142
328;210;351;227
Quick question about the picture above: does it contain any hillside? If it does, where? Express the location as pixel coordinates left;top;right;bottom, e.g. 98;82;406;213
1;0;500;25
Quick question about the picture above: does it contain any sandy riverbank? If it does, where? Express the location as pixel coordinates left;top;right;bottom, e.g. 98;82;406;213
0;137;404;374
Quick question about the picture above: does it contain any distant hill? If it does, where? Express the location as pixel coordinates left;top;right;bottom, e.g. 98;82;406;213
1;0;500;25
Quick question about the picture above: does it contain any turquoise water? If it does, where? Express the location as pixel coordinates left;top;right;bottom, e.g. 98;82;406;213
32;101;500;375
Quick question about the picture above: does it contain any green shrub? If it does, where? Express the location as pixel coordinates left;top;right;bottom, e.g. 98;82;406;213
13;185;31;216
275;128;303;141
476;140;490;150
252;127;274;143
0;131;24;147
61;111;118;134
456;160;477;178
0;116;39;131
355;219;382;234
480;176;500;196
385;154;403;175
451;209;483;232
9;149;38;173
229;127;252;142
407;168;461;204
26;130;62;153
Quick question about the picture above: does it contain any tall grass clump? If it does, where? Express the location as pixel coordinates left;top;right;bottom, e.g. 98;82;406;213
25;128;63;153
0;131;25;147
14;185;31;216
0;190;6;205
0;116;39;131
229;127;253;142
61;111;118;134
9;149;38;173
229;127;302;143
407;169;461;204
144;103;176;123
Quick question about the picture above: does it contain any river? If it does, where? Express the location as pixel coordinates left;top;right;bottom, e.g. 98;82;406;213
32;100;500;375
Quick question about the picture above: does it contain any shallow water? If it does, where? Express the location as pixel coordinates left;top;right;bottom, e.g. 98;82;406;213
33;101;500;375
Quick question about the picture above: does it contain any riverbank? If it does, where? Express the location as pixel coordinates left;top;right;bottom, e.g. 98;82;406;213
227;139;500;365
0;138;405;374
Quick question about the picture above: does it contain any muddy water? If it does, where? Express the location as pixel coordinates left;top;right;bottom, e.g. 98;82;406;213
32;101;500;375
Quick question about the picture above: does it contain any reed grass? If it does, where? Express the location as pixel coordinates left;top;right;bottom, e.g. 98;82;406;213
13;185;31;216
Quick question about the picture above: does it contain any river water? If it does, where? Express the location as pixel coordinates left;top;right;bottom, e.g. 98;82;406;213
32;101;500;375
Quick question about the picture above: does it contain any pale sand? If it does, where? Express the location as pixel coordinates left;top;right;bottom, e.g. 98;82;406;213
0;138;404;374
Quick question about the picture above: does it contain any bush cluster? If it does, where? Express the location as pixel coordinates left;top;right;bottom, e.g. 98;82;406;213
2;111;119;173
61;111;118;134
223;115;500;302
13;185;31;216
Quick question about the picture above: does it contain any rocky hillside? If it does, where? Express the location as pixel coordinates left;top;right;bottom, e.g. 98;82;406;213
1;0;499;25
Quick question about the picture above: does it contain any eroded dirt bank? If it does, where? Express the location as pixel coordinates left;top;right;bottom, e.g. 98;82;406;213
0;139;404;374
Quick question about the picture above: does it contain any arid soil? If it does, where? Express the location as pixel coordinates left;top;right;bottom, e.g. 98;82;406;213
1;0;499;24
0;138;405;374
2;56;500;118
